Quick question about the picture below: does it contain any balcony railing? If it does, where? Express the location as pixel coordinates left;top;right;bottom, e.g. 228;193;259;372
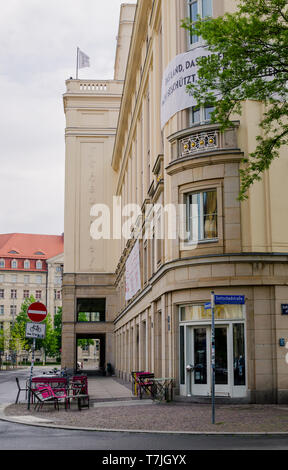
168;121;241;163
65;79;123;95
180;128;219;157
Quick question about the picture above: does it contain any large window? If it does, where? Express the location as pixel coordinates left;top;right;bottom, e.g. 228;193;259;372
77;298;106;322
188;0;212;46
186;189;217;242
190;105;215;126
0;259;5;268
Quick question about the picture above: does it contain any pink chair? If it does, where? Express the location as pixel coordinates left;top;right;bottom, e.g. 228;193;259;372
36;385;67;411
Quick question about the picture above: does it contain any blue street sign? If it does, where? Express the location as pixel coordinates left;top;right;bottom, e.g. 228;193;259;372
214;295;245;305
204;302;211;310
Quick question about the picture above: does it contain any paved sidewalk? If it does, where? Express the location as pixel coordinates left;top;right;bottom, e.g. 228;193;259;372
2;376;288;434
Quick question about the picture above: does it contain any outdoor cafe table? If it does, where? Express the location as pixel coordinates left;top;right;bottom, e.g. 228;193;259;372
149;377;174;402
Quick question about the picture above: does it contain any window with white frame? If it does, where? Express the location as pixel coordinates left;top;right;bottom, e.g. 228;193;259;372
0;306;4;315
10;305;16;316
24;260;30;269
0;259;5;268
11;289;17;299
187;0;213;47
11;274;17;283
36;260;42;270
11;259;17;269
23;290;29;298
189;104;215;126
0;274;4;283
36;275;42;285
35;290;42;299
185;189;217;242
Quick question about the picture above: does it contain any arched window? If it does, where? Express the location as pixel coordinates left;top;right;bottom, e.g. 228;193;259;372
0;259;5;268
24;260;30;269
11;259;17;269
36;260;42;270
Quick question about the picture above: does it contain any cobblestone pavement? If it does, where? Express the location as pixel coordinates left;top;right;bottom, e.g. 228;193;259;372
4;402;288;433
4;375;288;433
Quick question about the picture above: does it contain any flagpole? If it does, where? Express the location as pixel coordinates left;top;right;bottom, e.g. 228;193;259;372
76;47;79;79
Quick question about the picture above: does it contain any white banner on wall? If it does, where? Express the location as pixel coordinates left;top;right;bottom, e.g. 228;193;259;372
161;46;213;129
125;239;141;301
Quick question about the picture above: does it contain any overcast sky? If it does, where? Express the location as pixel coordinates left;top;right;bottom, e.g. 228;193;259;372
0;0;136;236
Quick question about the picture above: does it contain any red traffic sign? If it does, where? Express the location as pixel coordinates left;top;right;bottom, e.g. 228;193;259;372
27;302;47;323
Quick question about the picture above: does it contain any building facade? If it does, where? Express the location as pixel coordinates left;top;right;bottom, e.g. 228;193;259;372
0;233;64;357
62;0;288;403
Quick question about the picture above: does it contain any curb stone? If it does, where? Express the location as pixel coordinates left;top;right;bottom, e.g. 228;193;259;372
2;404;288;436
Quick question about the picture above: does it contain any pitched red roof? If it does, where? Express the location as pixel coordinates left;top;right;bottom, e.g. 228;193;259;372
0;233;64;259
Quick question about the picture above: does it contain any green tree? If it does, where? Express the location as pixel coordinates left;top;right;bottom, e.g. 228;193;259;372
181;0;288;199
54;306;62;355
77;312;94;349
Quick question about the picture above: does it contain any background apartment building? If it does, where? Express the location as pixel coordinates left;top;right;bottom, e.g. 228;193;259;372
0;233;64;355
62;0;288;403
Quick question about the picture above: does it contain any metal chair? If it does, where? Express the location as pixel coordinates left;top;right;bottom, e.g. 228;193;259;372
33;386;64;411
15;377;28;404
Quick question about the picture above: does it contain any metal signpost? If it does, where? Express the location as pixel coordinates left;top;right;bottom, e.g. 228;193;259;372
26;302;47;410
211;291;215;425
210;293;245;424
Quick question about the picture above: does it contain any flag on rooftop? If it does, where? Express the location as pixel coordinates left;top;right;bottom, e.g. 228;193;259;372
78;48;90;69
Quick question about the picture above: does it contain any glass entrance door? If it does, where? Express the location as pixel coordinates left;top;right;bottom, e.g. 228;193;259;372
189;325;230;396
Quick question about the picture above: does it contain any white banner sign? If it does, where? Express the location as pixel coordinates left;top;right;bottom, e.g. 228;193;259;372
25;322;46;339
161;46;213;129
125;240;141;301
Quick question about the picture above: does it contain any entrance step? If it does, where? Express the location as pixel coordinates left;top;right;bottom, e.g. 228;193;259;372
174;395;249;404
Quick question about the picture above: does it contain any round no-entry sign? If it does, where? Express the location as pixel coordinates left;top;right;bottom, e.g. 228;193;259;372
27;302;47;323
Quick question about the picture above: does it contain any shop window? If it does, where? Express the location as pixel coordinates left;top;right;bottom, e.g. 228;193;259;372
187;0;213;46
180;325;185;384
233;323;246;386
77;298;106;322
185;189;217;243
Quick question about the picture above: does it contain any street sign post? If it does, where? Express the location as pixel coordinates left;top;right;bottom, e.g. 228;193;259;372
27;302;47;410
211;291;215;425
209;293;245;424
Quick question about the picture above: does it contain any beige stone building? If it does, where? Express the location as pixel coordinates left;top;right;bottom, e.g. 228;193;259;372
62;0;288;403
